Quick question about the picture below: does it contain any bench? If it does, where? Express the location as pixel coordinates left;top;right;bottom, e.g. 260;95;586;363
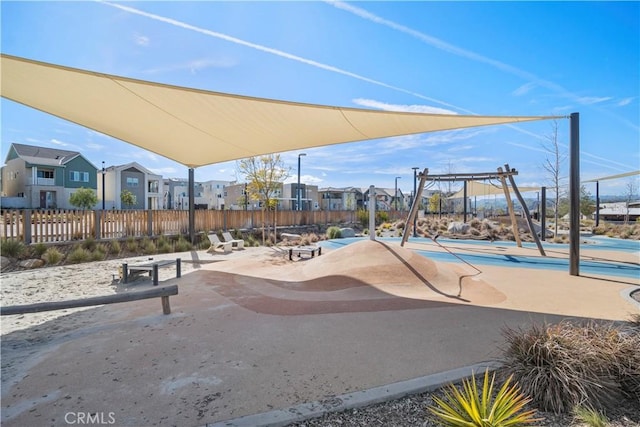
1;285;179;316
122;258;181;286
289;246;322;261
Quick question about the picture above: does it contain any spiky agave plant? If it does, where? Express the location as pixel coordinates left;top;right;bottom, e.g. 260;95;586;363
428;369;539;427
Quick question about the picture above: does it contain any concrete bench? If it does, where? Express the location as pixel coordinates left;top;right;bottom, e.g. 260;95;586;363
122;258;181;286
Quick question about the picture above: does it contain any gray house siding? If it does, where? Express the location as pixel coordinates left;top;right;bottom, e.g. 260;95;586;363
120;168;145;209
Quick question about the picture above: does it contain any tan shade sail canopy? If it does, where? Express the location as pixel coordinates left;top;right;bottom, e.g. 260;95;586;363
582;170;639;183
448;181;540;199
1;54;560;168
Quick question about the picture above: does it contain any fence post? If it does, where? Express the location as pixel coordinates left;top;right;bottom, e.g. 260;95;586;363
147;209;153;236
23;209;32;244
95;210;102;240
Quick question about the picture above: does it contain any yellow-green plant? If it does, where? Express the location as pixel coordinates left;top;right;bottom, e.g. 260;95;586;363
428;369;539;427
572;406;609;427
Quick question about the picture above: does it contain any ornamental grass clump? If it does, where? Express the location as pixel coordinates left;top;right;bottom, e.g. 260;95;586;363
428;369;539;427
1;239;26;258
42;247;63;265
326;226;342;239
499;321;636;414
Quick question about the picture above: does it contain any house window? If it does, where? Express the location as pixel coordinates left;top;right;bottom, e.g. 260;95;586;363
126;177;139;187
69;171;89;182
38;170;54;179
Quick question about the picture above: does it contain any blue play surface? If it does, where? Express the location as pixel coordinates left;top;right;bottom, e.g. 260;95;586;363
319;237;640;280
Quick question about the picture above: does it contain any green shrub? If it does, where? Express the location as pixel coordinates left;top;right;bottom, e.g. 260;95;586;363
67;247;92;264
109;240;121;255
82;236;96;251
356;209;369;227
428;369;539;426
376;211;389;225
1;239;26;258
91;245;106;261
126;237;139;253
326;226;342;239
42;247;63;265
174;236;192;252
142;239;157;255
33;242;48;257
157;241;172;254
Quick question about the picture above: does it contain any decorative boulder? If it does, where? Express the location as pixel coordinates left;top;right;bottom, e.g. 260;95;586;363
1;256;10;271
19;259;45;269
447;222;470;234
339;228;356;238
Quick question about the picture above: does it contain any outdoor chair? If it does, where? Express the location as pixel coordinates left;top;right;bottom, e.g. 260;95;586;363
208;233;232;254
222;232;245;249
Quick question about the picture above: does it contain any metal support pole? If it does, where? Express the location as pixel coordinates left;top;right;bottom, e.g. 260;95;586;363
595;181;600;227
101;161;106;210
369;185;376;241
505;164;545;256
463;181;468;222
412;167;418;237
188;167;195;244
569;112;580;276
541;187;547;241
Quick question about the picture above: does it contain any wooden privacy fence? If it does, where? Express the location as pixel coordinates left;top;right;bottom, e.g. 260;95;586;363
0;208;362;244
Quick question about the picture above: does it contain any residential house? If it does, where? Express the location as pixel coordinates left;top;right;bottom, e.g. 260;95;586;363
318;187;363;211
100;162;163;210
1;143;97;209
363;187;405;211
201;179;232;209
281;183;319;210
163;178;208;210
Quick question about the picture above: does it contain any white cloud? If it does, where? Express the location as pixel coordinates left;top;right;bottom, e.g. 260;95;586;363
143;58;237;74
148;167;178;175
617;97;634;106
50;138;70;147
352;98;458;115
576;96;612;105
134;33;150;46
85;143;104;150
512;82;536;96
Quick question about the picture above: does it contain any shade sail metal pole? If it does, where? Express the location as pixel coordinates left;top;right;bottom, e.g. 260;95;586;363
401;168;428;247
541;187;547;241
569;113;580;276
505;164;545;256
369;185;376;241
463;181;468;222
188;168;195;243
595;181;600;227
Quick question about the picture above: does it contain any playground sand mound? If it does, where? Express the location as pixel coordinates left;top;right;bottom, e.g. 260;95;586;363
207;240;506;304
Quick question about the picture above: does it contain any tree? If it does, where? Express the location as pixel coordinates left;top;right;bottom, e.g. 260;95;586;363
624;179;638;224
580;185;595;218
542;119;567;236
428;193;441;213
120;189;136;209
69;187;98;210
237;154;290;244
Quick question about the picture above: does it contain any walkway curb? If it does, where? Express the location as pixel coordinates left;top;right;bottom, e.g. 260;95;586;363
621;286;640;309
205;361;501;427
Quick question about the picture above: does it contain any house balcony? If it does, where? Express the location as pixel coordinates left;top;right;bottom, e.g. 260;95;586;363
26;177;56;186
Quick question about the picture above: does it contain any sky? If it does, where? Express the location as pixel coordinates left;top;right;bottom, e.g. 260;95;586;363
1;1;639;197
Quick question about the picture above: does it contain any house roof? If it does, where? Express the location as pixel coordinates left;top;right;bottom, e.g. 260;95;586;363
1;54;561;169
9;142;81;166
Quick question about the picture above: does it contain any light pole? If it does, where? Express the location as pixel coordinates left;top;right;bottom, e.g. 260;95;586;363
394;176;401;210
412;167;419;237
297;153;306;211
101;161;105;210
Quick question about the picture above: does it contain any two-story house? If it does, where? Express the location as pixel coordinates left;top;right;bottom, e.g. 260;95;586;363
363;187;405;211
100;162;164;210
318;187;363;211
1;143;98;209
